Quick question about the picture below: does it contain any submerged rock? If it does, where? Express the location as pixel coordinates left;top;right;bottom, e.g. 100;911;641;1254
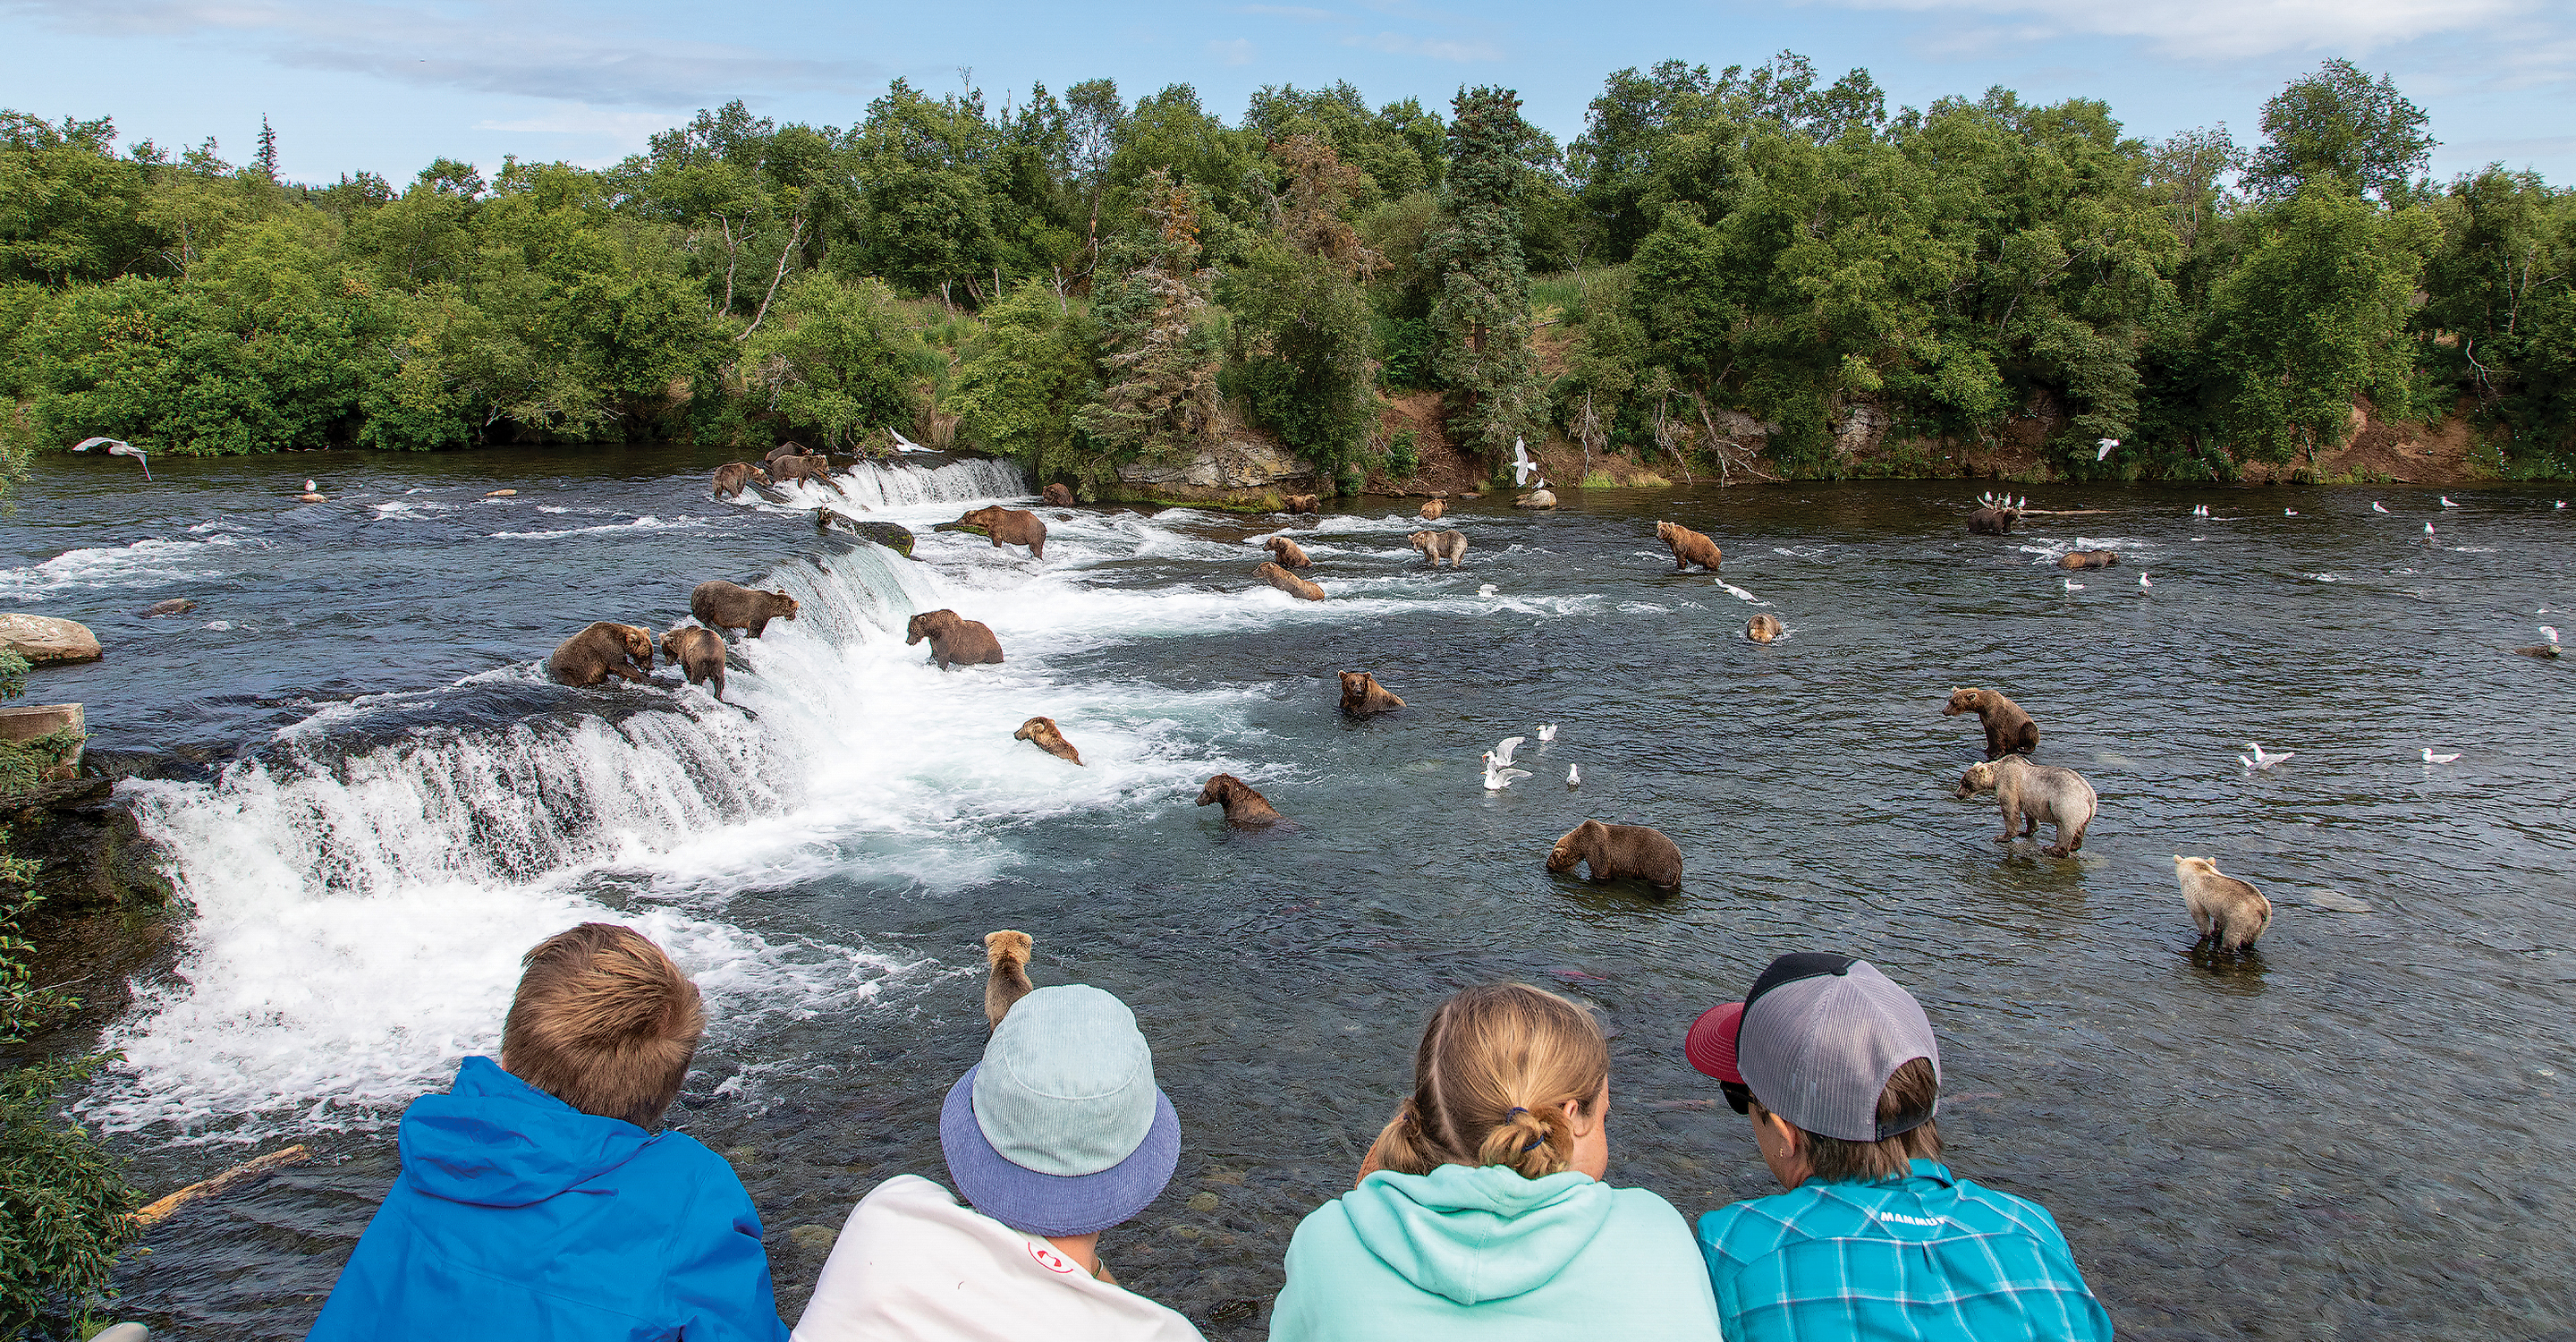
142;599;199;617
817;509;916;556
0;613;102;663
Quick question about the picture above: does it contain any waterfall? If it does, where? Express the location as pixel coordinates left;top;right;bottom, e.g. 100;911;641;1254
834;454;1030;510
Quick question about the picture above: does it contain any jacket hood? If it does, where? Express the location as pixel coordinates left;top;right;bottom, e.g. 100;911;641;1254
1341;1163;1614;1304
397;1056;653;1207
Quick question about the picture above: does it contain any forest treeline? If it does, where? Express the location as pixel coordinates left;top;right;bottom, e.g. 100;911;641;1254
3;55;2572;486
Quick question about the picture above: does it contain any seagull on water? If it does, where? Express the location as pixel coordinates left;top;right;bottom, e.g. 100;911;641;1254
1537;724;1556;743
2138;571;2151;592
2421;748;2462;764
1478;582;1497;597
72;437;150;480
1481;752;1532;791
2371;501;2389;513
2425;522;2436;542
2556;500;2566;509
1511;437;1541;487
2241;742;2295;770
2284;508;2299;516
304;478;317;492
2441;497;2459;507
1566;763;1581;788
1490;735;1527;767
2063;577;2084;593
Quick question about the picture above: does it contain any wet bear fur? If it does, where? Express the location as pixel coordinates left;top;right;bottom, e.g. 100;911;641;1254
691;580;801;639
2058;549;2120;569
1264;536;1313;568
659;625;729;701
764;441;814;463
1546;820;1683;890
710;462;772;499
1256;561;1326;600
1014;716;1083;765
959;505;1048;560
1339;671;1405;716
1410;530;1469;567
906;609;1004;670
1944;686;2040;760
771;454;843;494
1284;494;1319;514
1956;755;2097;856
548;621;655;687
983;930;1034;1030
1514;488;1556;509
1042;483;1076;507
2174;855;2271;955
1656;521;1723;572
1747;613;1784;643
1196;773;1283;827
1419;498;1445;521
1968;506;2022;535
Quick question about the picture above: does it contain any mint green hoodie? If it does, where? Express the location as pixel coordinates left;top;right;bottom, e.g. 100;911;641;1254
1268;1164;1722;1341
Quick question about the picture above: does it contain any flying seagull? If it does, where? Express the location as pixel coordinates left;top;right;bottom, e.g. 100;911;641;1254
1511;437;1540;487
2241;742;2295;771
2421;748;2461;764
2096;437;2119;461
1490;735;1527;767
72;437;150;480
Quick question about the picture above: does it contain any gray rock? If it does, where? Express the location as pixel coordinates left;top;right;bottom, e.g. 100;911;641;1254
142;599;199;617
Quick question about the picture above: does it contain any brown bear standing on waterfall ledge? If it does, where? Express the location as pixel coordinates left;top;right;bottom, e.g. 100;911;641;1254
1196;773;1283;827
1943;686;2040;760
1264;536;1313;568
691;581;801;639
1042;483;1076;507
1255;561;1326;600
659;626;729;701
957;505;1048;560
1339;671;1404;716
1013;716;1083;765
771;454;843;495
1656;521;1723;572
710;462;771;499
547;622;655;687
906;609;1005;670
1546;820;1684;891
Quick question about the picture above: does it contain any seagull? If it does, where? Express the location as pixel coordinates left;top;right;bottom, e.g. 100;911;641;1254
888;428;931;453
2371;501;2389;513
2284;508;2298;516
2241;742;2295;770
304;478;317;492
2015;495;2027;509
1566;763;1581;787
2544;625;2562;647
2096;437;2119;461
2421;748;2461;764
1537;724;1556;742
1480;752;1532;790
2425;522;2436;541
1511;437;1540;487
2138;571;2151;592
72;437;151;480
2440;497;2458;507
2063;577;2084;593
1477;582;1497;597
2556;500;2566;509
1491;735;1526;767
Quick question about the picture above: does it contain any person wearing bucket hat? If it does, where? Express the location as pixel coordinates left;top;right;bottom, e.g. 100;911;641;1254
792;985;1201;1342
1683;954;2111;1342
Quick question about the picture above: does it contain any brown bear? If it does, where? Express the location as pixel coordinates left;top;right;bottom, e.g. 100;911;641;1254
1263;536;1313;568
1255;561;1326;601
1042;482;1076;507
1747;613;1784;643
1656;521;1723;572
710;462;772;499
1284;494;1319;514
1195;773;1283;827
1013;716;1083;765
1419;498;1445;521
1514;488;1557;509
1546;820;1683;891
1410;530;1470;568
1957;755;2097;856
1339;671;1404;716
957;505;1048;560
691;581;801;639
547;621;655;687
764;441;815;464
906;609;1004;670
2057;549;2120;569
2174;855;2271;955
659;625;729;701
1943;686;2040;760
1968;505;2021;535
984;930;1035;1030
771;454;843;495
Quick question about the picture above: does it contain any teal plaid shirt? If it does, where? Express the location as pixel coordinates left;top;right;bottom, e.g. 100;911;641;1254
1696;1160;2112;1341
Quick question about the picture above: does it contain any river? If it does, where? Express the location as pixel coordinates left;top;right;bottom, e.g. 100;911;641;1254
6;446;2571;1338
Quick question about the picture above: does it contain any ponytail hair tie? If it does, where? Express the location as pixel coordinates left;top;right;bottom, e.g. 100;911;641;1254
1504;1107;1544;1152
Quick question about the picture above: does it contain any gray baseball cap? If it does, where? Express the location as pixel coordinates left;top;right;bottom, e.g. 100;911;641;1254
1734;954;1941;1142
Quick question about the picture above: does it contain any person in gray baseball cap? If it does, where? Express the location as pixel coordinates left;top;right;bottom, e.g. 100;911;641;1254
1682;953;2111;1342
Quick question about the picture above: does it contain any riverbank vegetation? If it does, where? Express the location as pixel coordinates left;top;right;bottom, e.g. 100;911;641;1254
3;58;2572;485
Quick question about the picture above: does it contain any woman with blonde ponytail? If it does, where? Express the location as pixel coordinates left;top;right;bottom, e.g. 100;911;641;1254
1268;984;1720;1340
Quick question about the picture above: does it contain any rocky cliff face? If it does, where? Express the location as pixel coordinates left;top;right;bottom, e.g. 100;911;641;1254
1105;437;1318;510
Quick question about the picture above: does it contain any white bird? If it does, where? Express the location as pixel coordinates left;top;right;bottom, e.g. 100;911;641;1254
2284;508;2298;516
304;478;318;492
2139;571;2151;591
888;427;930;453
2063;577;2084;592
2440;496;2458;507
1511;437;1540;487
2425;522;2436;541
1537;724;1556;742
2241;742;2295;770
2371;501;2389;513
2015;495;2027;509
1481;752;1532;790
1566;763;1581;787
1477;582;1497;597
2542;625;2561;646
2556;500;2566;509
2096;437;2119;461
1491;735;1526;767
2421;748;2461;764
72;436;151;480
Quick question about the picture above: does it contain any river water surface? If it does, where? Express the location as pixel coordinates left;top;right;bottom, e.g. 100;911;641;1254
7;446;2572;1339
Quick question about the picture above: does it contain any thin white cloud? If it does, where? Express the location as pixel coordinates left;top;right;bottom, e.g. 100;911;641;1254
1821;0;2533;60
1208;37;1258;65
1343;30;1501;61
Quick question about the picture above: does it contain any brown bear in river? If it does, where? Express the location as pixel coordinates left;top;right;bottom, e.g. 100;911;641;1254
1339;671;1404;716
1546;820;1684;891
1411;530;1469;568
1195;773;1283;827
1656;521;1723;572
547;621;655;687
710;463;772;499
659;626;729;701
1419;498;1445;521
983;930;1035;1030
1943;686;2040;760
1746;613;1784;643
1255;561;1326;601
691;581;800;639
1284;494;1319;514
1968;505;2022;535
906;609;1004;670
957;505;1048;560
1042;483;1076;507
2057;549;2119;569
1264;536;1313;568
764;441;818;464
770;454;843;494
1013;716;1082;765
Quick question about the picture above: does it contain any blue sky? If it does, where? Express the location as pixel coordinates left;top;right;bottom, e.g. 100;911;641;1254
3;0;2569;186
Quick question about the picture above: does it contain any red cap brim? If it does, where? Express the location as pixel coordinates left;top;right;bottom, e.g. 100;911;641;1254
1684;1000;1745;1083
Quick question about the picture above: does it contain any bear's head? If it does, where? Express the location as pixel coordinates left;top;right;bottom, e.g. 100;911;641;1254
1195;774;1246;807
1546;820;1606;872
1013;717;1055;743
2173;854;2219;880
1941;687;1987;716
1409;531;1435;551
905;609;958;645
749;464;772;484
766;590;800;621
1955;761;1998;798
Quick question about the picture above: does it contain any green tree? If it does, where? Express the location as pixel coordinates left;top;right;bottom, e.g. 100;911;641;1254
1226;138;1379;485
742;272;926;450
2419;167;2576;467
2245;60;2436;201
1426;86;1543;461
944;281;1097;481
1074;171;1220;461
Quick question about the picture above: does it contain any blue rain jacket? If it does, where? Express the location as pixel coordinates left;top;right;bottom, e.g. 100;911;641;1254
309;1056;786;1342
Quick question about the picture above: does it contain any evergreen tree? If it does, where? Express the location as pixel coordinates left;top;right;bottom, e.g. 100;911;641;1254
253;115;278;179
1425;85;1542;462
1073;170;1219;460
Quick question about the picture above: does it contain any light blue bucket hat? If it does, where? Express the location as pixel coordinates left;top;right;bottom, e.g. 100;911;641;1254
940;984;1180;1236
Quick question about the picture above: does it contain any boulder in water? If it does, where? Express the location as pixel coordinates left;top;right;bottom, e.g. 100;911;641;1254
142;599;198;618
818;509;917;556
0;613;102;663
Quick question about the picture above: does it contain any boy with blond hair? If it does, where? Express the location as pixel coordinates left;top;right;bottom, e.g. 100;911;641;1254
311;923;786;1341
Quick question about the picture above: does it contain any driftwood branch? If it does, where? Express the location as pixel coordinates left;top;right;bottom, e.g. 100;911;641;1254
135;1144;310;1227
